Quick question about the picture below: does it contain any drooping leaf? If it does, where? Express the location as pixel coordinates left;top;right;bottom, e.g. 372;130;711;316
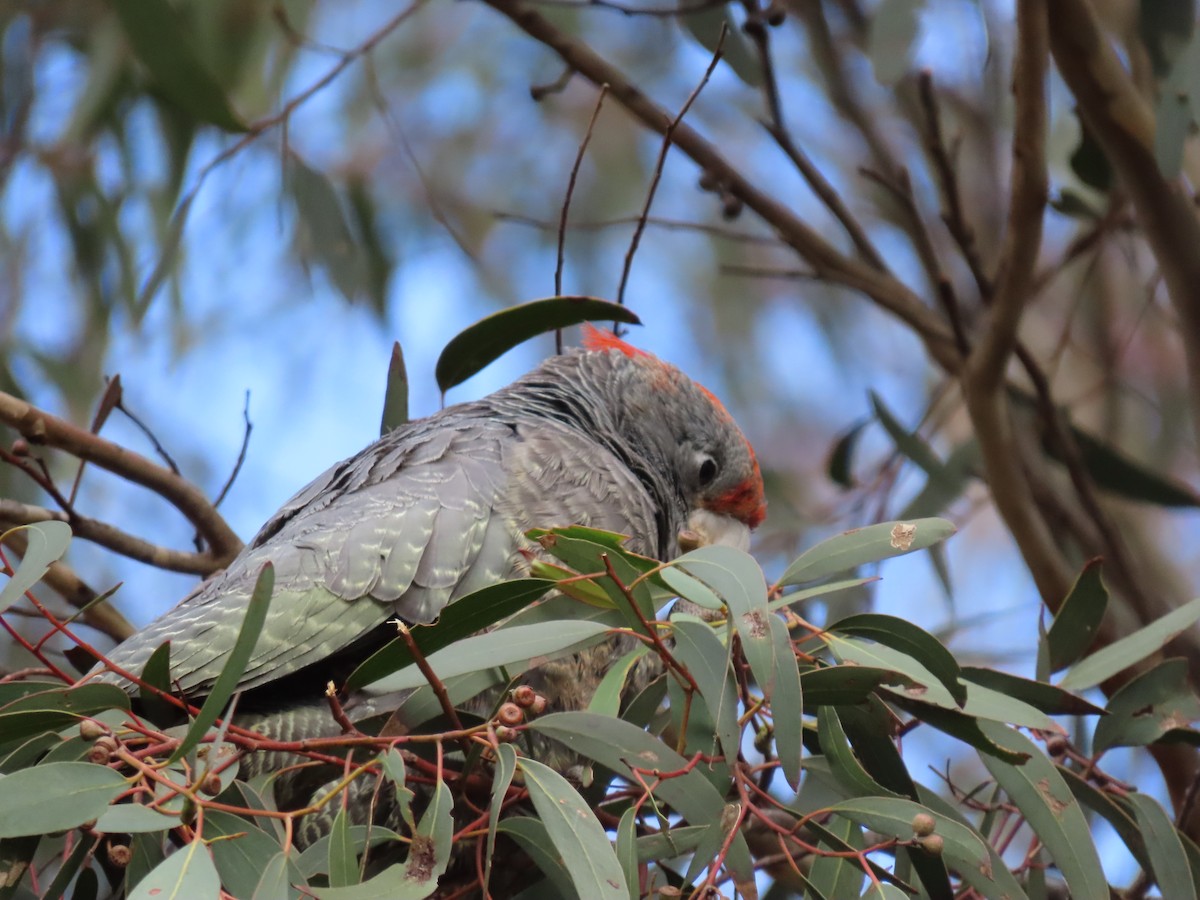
205;810;290;899
779;518;956;586
1093;657;1200;752
497;818;578;898
0;761;125;838
677;1;764;87
170;563;274;763
518;757;628;899
127;836;221;900
436;297;641;393
768;615;804;789
0;684;130;746
867;0;924;85
1059;597;1200;692
138;641;176;726
817;705;897;799
826;418;869;488
959;667;1104;716
485;744;518;895
1045;559;1108;673
616;809;638;900
829;636;1053;731
0;522;72;613
587;646;650;718
287;156;370;305
806;815;866;899
976;721;1108;900
528;712;756;884
110;0;245;131
670;617;740;761
346;579;554;690
665;546;775;698
328;807;355;888
827;613;965;706
1127;792;1198;900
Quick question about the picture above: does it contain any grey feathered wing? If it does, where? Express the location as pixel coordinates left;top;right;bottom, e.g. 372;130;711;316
93;417;521;696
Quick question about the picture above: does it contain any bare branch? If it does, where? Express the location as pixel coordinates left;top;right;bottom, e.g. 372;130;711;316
0;392;243;564
1049;0;1200;452
481;0;959;370
0;499;224;575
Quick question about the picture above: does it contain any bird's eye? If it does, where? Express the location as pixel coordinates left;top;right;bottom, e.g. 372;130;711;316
698;455;719;487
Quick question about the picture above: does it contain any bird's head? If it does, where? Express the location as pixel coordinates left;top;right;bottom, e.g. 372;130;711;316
581;325;766;554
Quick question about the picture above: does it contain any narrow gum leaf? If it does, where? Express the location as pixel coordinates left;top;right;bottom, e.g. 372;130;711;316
436;297;641;393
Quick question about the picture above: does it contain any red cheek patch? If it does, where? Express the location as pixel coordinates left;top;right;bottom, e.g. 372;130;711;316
582;323;650;359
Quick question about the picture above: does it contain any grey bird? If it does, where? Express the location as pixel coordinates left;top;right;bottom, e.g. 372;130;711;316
87;327;766;847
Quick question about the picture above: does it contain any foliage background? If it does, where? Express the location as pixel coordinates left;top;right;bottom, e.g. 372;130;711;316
2;0;1200;894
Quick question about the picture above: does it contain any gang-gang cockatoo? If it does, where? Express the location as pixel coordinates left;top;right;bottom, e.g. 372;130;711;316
89;325;766;844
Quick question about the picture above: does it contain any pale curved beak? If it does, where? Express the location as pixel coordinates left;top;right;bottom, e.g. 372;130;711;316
684;509;751;553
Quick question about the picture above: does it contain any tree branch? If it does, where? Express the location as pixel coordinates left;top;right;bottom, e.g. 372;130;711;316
480;0;960;371
0;392;243;564
1048;0;1200;452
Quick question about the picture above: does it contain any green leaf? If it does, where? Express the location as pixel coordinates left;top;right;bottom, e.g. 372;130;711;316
959;667;1104;716
975;721;1108;900
170;563;274;763
670;617;740;760
252;851;299;900
1059;597;1200;692
1045;559;1108;673
1127;792;1197;900
328;807;355;888
435;297;641;393
0;684;130;745
829;636;1054;731
364;619;612;692
1093;657;1200;752
1059;766;1155;874
667;546;776;699
0;522;72;613
528;712;756;884
870;391;944;475
111;0;245;131
768;615;804;789
779;518;956;586
94;803;179;834
497;818;578;898
799;664;913;706
827;418;869;489
828;797;1015;900
0;835;39;900
683;803;741;886
0;762;126;837
205;810;289;899
616;809;638;900
518;757;628;898
138;642;176;726
313;778;452;898
287;156;370;304
912;786;1029;899
347;579;554;690
128;836;221;900
485;744;518;895
380;342;409;435
587;646;650;718
828;613;965;706
807;815;865;899
677;1;764;88
818;705;897;798
867;0;923;85
33;829;95;900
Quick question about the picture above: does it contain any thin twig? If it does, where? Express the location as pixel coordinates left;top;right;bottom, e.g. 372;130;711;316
117;394;183;477
390;619;473;760
0;526;134;641
68;375;123;506
556;85;610;353
212;392;253;511
497;210;781;244
0;499;225;575
0;391;243;563
616;27;726;308
917;70;993;299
